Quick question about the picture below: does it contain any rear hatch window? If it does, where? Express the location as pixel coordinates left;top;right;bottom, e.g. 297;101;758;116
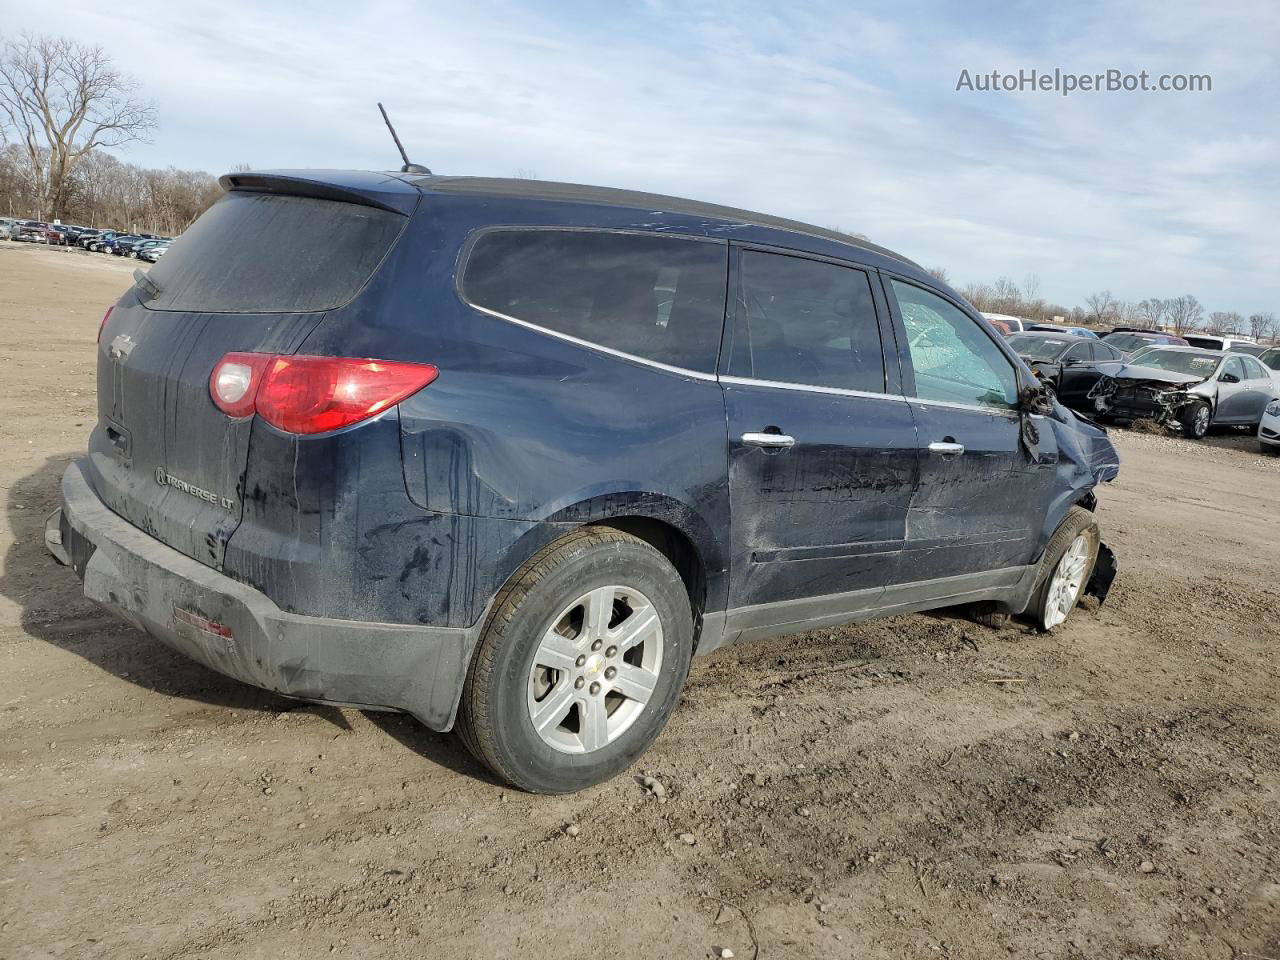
145;192;405;314
89;187;410;570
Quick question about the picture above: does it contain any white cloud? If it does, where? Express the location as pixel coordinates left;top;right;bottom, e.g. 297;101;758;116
4;0;1277;314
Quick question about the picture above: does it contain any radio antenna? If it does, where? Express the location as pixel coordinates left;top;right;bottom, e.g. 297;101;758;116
377;102;432;175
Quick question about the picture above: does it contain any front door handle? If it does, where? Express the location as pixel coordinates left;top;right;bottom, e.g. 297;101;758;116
743;431;795;449
928;441;965;457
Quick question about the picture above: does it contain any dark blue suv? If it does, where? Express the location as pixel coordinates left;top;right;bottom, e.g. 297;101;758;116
46;170;1119;793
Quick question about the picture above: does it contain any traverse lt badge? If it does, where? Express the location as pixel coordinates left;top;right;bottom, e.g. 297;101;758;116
154;467;235;511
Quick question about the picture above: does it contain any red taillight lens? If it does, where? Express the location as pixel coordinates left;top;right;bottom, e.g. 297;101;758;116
98;305;114;343
209;353;438;435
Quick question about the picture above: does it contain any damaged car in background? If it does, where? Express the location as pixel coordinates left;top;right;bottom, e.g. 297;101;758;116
1090;346;1279;439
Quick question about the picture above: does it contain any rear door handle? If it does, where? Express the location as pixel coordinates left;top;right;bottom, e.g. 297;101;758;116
928;441;965;457
743;431;795;448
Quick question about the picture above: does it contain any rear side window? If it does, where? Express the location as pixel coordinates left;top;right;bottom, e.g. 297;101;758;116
892;280;1019;410
145;192;405;313
1242;356;1268;380
723;251;885;392
461;229;727;373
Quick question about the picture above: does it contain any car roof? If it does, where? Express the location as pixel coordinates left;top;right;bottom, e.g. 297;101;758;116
409;174;918;265
1010;330;1090;341
228;169;925;274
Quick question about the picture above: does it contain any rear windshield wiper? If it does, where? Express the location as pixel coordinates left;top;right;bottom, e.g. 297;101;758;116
133;268;162;301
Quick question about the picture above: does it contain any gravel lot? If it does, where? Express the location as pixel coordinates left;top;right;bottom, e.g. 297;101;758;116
2;242;1278;960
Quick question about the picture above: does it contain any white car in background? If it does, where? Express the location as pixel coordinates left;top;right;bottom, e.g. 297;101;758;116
137;243;170;263
982;312;1029;333
1259;398;1280;453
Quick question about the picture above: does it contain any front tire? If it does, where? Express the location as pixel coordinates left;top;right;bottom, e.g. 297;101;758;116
1027;506;1100;632
1180;400;1210;439
456;527;693;794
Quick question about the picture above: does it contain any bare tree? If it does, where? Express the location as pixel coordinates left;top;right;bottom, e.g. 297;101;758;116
1112;300;1139;330
1135;298;1166;330
1166;295;1204;337
1208;311;1243;334
0;33;157;219
991;276;1020;313
1248;312;1276;341
1084;290;1116;326
926;265;950;284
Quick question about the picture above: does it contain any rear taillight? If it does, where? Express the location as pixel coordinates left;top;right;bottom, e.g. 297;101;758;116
209;353;438;435
98;305;114;343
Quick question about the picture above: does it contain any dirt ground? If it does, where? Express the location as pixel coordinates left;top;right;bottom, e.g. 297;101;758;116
1;242;1277;960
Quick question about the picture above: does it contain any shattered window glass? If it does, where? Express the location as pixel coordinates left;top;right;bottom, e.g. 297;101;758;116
892;281;1018;411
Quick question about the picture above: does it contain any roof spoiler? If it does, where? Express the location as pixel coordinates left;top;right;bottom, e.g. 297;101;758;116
218;170;420;216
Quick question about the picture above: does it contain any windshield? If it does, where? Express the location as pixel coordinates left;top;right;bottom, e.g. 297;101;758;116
1260;348;1280;371
1008;334;1071;360
1131;350;1221;377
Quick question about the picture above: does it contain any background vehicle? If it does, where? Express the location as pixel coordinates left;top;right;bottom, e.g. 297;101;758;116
15;221;48;242
1259;398;1280;453
127;238;171;258
0;217;17;240
1184;334;1267;357
1102;330;1189;356
1007;331;1126;411
1027;322;1099;339
981;311;1028;332
48;171;1119;794
82;230;120;251
137;242;170;262
1259;347;1280;379
985;317;1011;335
1091;346;1276;438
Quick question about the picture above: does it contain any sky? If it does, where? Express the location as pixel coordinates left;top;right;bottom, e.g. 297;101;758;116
4;0;1277;315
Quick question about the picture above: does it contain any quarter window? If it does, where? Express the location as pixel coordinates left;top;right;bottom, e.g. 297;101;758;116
891;281;1019;410
723;251;886;392
461;229;727;373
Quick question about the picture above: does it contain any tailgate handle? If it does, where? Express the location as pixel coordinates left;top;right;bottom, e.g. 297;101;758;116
106;424;130;456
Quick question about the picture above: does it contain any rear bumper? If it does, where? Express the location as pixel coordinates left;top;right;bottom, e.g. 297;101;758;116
47;458;476;731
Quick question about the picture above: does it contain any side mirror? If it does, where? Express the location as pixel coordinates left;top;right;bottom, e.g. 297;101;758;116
1219;372;1241;384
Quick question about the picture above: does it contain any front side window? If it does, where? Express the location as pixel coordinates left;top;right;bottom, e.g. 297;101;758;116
723;251;886;392
891;280;1019;410
461;229;727;373
1221;356;1246;381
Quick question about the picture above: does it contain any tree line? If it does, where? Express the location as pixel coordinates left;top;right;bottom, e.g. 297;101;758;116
929;268;1276;343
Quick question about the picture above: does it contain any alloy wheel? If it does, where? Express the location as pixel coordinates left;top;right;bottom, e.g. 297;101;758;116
1044;534;1090;629
526;584;663;754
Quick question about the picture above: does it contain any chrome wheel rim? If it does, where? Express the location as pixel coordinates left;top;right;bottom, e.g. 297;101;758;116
526;584;664;755
1195;406;1209;435
1044;534;1090;628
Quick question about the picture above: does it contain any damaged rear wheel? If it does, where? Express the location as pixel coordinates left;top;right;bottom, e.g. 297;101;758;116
1028;506;1100;632
1180;400;1210;439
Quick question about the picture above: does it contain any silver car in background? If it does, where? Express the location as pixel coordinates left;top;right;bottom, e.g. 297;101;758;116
1091;346;1278;439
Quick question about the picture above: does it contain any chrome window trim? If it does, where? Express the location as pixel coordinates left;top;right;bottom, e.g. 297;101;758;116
718;374;907;403
463;302;720;382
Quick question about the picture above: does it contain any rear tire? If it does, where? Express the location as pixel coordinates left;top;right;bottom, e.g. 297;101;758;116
456;527;693;794
1180;401;1210;439
1027;506;1100;632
